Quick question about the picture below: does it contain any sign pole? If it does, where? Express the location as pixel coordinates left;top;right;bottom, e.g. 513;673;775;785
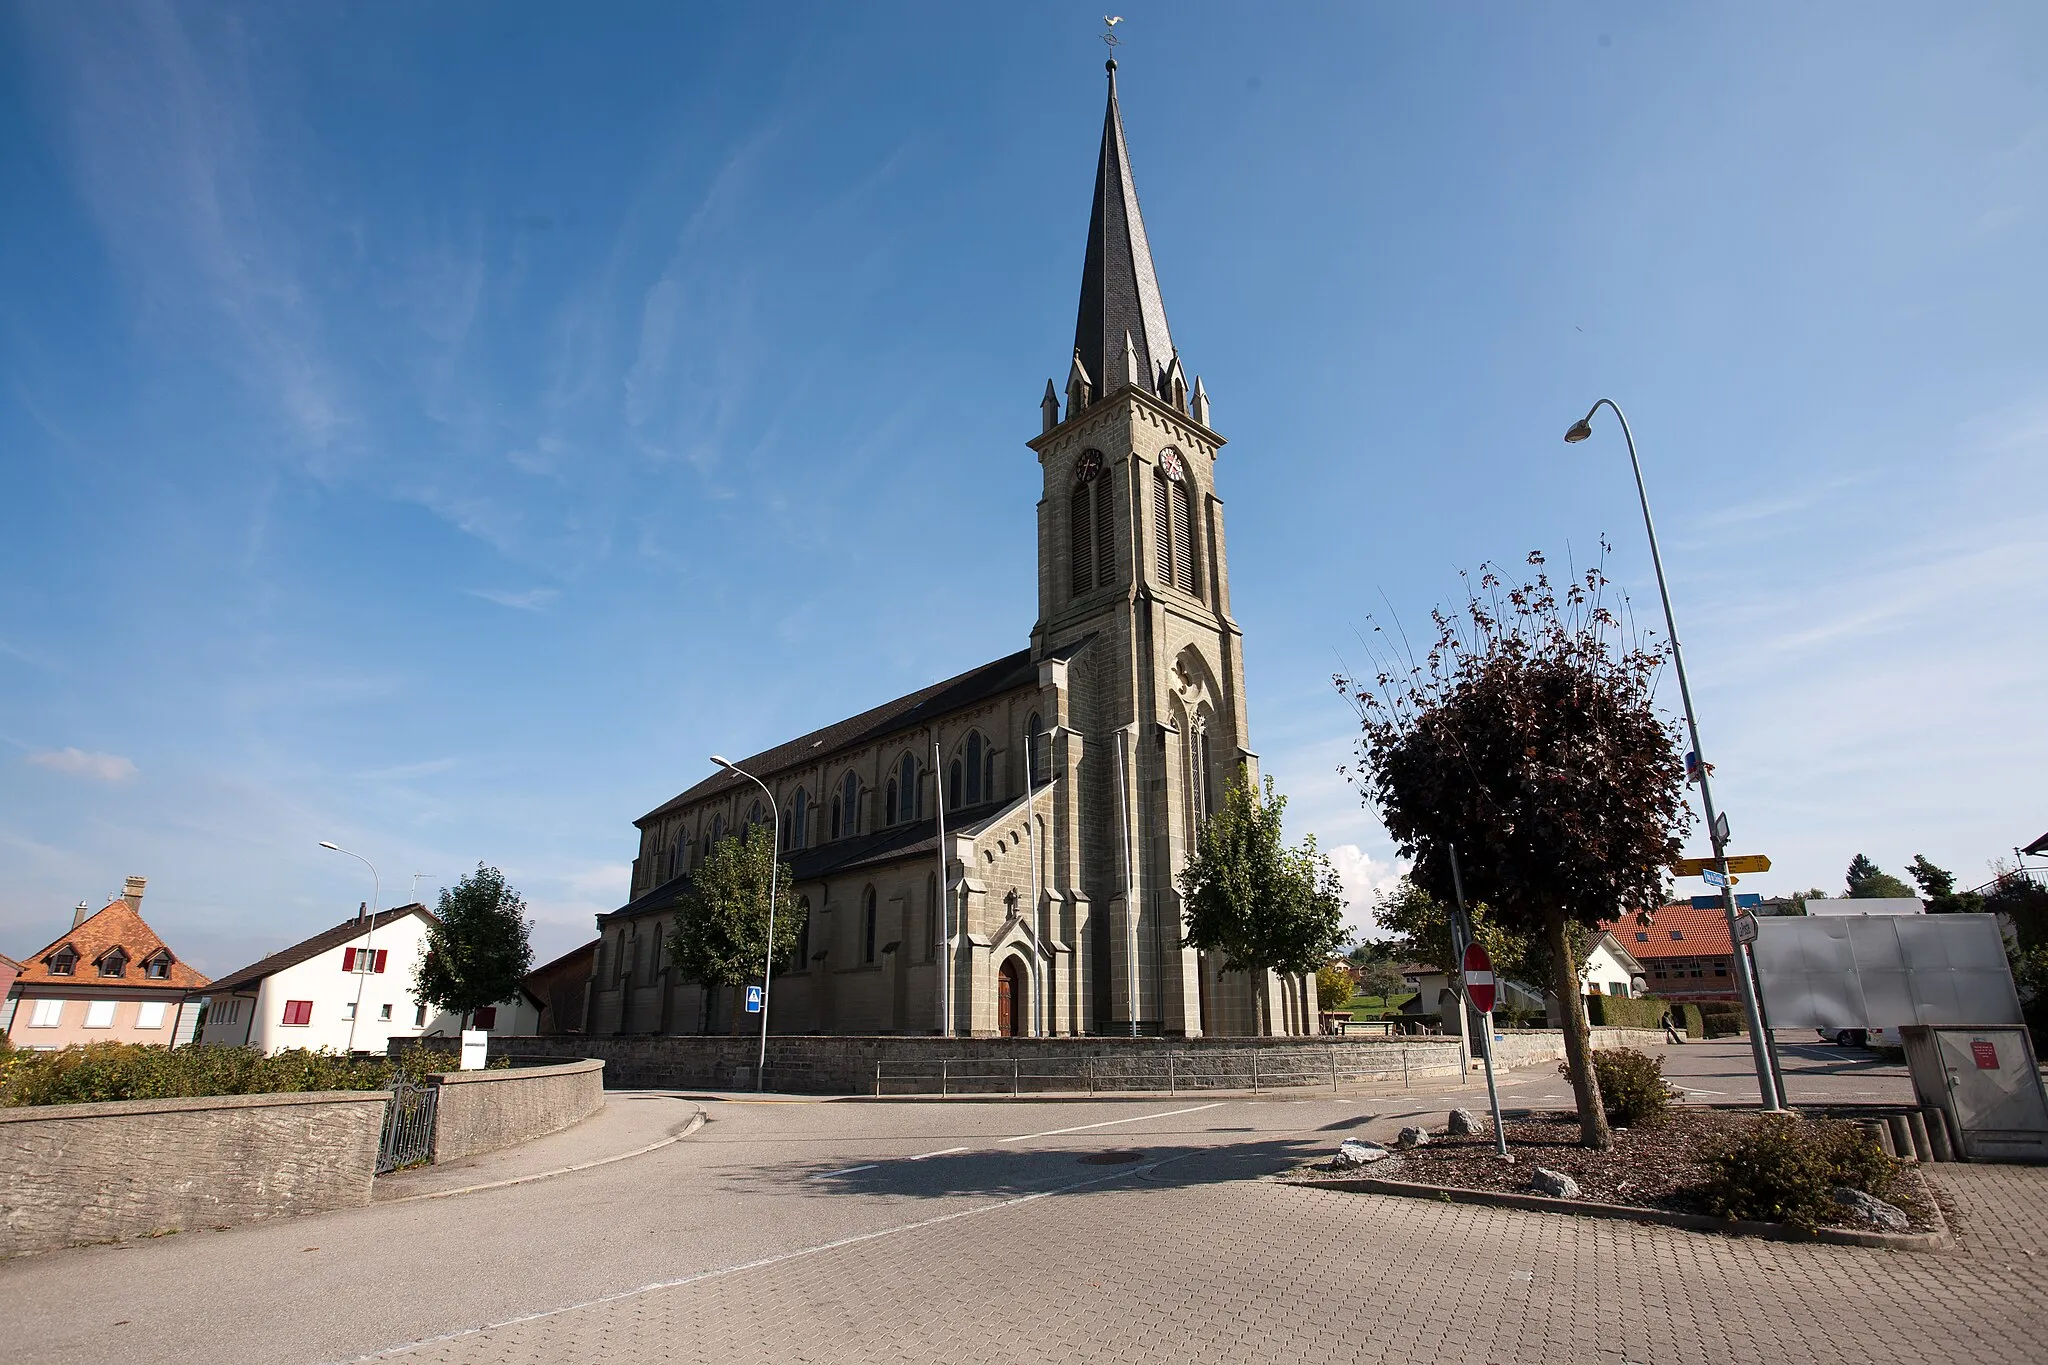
1449;844;1509;1159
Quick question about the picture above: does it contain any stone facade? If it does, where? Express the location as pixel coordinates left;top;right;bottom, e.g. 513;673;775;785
587;68;1313;1043
0;1089;386;1256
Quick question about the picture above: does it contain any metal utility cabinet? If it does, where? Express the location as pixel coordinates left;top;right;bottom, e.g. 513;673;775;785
1902;1026;2048;1163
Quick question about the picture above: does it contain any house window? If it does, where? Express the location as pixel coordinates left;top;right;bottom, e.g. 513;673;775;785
343;948;389;973
1714;964;1728;977
862;889;877;965
343;1002;357;1021
135;1001;168;1029
1635;931;1649;942
414;1004;428;1027
473;1007;498;1029
964;733;983;804
282;1000;314;1026
1587;983;1603;995
1669;930;1684;941
47;948;75;976
379;1003;393;1021
28;999;63;1028
1612;982;1630;998
85;1000;117;1028
899;753;917;820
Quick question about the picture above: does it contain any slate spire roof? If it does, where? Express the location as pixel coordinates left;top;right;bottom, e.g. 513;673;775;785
1072;60;1176;404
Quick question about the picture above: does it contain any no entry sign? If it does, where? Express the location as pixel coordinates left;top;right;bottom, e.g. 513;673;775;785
1463;941;1496;1014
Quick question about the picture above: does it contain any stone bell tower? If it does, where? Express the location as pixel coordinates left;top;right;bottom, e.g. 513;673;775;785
1025;62;1272;1037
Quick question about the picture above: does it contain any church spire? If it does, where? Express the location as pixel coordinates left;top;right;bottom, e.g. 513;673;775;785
1072;60;1177;410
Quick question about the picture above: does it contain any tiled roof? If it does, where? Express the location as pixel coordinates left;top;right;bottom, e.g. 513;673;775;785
205;904;433;995
15;900;210;990
1603;904;1733;960
608;799;1017;922
525;939;598;982
638;647;1046;824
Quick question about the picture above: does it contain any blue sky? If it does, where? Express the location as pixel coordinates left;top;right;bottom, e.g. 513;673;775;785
3;2;2044;974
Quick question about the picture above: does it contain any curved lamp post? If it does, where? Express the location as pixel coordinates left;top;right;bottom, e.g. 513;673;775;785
319;841;379;1055
711;755;780;1093
1565;400;1785;1110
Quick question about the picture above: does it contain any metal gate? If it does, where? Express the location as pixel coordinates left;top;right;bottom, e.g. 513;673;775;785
377;1071;438;1173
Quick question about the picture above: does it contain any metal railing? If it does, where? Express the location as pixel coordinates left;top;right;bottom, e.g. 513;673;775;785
377;1070;438;1173
870;1042;1461;1098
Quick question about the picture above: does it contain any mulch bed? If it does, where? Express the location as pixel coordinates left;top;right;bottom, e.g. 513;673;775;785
1294;1108;1940;1235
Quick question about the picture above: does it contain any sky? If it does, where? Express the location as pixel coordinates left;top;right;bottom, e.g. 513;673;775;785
2;2;2045;975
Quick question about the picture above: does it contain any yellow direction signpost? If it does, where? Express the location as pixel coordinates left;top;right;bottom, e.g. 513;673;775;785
1672;854;1771;877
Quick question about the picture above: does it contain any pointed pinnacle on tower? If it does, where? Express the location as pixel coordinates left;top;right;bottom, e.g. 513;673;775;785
1041;379;1061;434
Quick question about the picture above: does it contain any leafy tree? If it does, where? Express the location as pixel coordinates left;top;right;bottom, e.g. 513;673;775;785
1341;552;1689;1149
1371;876;1526;986
1907;855;1981;914
1179;775;1348;1034
1845;854;1914;900
414;864;535;1029
1785;888;1831;914
1316;963;1355;1012
1352;957;1407;1004
669;827;801;1032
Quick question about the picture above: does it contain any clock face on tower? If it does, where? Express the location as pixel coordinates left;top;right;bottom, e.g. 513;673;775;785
1159;448;1184;482
1075;448;1103;483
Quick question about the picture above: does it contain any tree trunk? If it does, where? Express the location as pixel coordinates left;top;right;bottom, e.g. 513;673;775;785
1546;905;1611;1149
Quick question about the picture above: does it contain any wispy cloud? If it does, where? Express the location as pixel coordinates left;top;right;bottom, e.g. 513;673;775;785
464;587;559;611
26;748;138;782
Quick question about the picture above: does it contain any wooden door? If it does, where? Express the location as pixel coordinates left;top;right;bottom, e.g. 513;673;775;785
998;960;1018;1037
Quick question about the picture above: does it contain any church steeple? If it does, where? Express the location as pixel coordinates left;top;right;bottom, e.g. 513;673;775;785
1072;60;1177;408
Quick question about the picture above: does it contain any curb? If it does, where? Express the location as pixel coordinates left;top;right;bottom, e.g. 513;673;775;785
1286;1169;1951;1250
380;1105;707;1205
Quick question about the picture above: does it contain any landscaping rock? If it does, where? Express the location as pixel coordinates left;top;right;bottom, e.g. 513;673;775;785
1396;1126;1430;1149
1832;1187;1909;1232
1531;1167;1581;1199
1331;1139;1391;1169
1447;1108;1480;1136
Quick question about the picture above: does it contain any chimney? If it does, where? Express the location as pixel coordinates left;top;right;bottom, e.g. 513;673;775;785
358;900;368;924
72;900;91;929
123;875;147;913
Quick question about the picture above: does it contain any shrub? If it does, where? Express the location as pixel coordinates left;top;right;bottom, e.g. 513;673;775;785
1695;1115;1899;1229
1591;1046;1675;1125
1582;994;1667;1030
0;1042;403;1108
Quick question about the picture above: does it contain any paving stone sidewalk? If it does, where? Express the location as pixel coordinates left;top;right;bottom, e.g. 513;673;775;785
369;1145;2048;1365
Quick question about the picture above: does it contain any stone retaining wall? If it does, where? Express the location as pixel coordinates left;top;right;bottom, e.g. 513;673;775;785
0;1089;387;1257
429;1058;606;1162
490;1028;1667;1095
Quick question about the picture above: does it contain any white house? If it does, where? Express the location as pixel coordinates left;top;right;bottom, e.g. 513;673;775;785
1579;933;1645;997
198;904;541;1055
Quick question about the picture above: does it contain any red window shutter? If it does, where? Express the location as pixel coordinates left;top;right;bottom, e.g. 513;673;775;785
283;1000;312;1026
374;949;389;974
473;1006;497;1029
343;948;357;971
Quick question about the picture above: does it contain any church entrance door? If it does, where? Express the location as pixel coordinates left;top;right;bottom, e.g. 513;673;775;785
998;958;1023;1038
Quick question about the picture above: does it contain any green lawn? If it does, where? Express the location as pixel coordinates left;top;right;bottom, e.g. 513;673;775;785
1345;993;1418;1020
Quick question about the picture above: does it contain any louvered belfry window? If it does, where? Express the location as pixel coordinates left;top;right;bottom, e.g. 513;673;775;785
1154;472;1173;582
1070;482;1093;596
1094;476;1115;588
1173;480;1196;594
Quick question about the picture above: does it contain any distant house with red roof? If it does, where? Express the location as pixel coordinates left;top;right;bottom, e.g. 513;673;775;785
1602;903;1737;1002
4;877;210;1048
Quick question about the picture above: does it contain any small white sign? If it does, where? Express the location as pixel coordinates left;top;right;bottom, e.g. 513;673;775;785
460;1028;488;1070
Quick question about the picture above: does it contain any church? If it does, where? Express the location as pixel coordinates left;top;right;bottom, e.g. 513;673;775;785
585;64;1316;1039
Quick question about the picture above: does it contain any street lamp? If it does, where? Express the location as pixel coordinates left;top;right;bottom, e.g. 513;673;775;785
711;755;781;1093
1564;399;1786;1110
319;841;380;1055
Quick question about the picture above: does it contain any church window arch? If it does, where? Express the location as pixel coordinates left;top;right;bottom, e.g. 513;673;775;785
785;789;808;851
1026;712;1046;785
1153;453;1200;595
861;887;878;965
842;771;860;836
948;759;962;809
899;753;917;821
964;732;984;804
747;799;763;830
885;776;898;826
672;827;689;877
711;812;725;843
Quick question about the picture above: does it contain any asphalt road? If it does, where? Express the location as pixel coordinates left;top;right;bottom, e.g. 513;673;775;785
1;1039;2006;1365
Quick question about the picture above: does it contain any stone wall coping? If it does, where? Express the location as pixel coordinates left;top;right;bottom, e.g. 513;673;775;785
430;1058;603;1087
0;1088;392;1124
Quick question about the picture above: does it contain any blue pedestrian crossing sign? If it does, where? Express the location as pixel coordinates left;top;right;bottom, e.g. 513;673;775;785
745;985;763;1013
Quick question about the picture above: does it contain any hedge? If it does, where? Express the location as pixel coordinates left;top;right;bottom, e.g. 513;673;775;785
1583;994;1669;1030
0;1041;453;1108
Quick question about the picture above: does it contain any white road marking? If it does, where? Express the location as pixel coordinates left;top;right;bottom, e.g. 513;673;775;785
812;1164;879;1178
1678;1088;1726;1096
998;1102;1225;1143
908;1146;968;1161
335;1160;1163;1361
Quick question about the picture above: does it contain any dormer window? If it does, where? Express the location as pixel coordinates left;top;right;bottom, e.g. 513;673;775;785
143;952;173;980
48;946;77;976
97;947;128;978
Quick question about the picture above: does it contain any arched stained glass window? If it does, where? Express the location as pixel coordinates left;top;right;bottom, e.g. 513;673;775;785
964;732;983;804
842;771;859;836
948;759;962;809
899;753;917;821
748;800;763;829
786;789;808;850
1026;712;1044;785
